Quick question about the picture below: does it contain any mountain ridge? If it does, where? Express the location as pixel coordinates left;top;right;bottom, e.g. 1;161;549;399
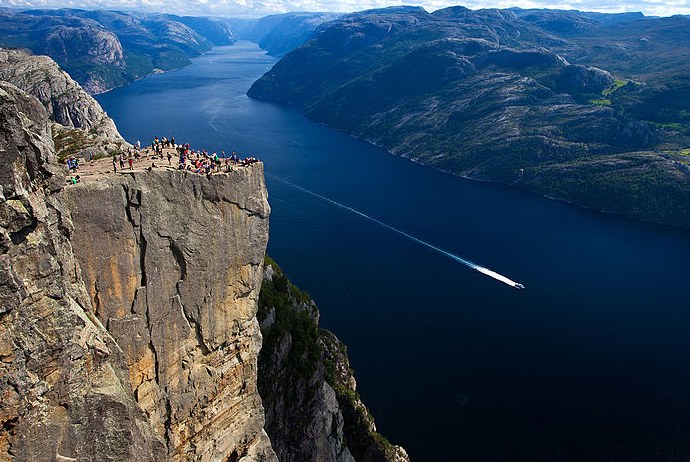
0;8;236;93
248;6;690;229
0;9;343;94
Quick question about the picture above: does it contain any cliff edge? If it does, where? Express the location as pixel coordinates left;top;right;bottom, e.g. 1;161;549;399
0;81;276;461
1;54;410;461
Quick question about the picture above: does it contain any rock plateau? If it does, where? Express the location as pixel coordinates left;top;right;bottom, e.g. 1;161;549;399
1;49;408;462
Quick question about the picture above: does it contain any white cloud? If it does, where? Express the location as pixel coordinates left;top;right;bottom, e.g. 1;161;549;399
0;0;688;17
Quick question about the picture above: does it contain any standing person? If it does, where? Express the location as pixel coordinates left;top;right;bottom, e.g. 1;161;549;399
128;157;134;170
119;153;125;169
112;155;117;174
136;140;141;151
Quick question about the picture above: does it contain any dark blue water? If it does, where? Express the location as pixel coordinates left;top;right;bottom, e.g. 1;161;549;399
98;42;690;462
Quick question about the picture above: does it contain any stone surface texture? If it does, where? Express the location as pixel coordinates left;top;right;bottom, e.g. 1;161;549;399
0;81;165;461
1;53;411;462
65;166;276;462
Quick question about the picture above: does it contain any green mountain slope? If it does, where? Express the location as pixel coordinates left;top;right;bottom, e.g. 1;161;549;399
248;6;690;229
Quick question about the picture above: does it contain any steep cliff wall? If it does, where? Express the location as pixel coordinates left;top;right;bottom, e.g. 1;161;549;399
1;57;409;461
1;80;277;461
0;81;165;461
65;166;277;461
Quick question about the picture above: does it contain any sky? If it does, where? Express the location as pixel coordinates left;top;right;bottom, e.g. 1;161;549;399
0;0;688;18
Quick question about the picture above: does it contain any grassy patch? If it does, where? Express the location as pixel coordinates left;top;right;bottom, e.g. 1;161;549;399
644;121;690;135
589;80;630;106
52;126;125;162
589;97;611;106
258;255;320;387
602;79;629;96
53;128;89;162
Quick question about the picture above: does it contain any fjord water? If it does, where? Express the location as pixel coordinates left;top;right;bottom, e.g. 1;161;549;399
98;42;690;461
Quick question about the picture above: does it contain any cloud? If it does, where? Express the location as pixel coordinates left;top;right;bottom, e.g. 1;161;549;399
1;0;688;17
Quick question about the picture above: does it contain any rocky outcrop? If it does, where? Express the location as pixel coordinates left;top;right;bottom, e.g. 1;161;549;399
1;52;409;462
258;259;409;462
65;165;276;461
0;48;121;139
0;81;165;461
0;81;277;461
0;49;129;161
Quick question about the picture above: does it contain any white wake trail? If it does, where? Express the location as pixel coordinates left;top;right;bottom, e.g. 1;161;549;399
267;173;525;290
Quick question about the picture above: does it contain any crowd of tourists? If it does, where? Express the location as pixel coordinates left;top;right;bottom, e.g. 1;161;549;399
64;136;261;186
109;135;261;176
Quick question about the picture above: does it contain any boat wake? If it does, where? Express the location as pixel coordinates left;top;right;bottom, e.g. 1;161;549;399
267;173;525;290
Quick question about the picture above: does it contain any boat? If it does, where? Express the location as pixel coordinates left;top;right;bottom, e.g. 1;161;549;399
514;283;525;290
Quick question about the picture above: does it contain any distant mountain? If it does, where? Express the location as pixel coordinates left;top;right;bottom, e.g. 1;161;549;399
0;9;236;93
235;12;340;57
248;6;690;229
0;8;335;93
174;15;237;46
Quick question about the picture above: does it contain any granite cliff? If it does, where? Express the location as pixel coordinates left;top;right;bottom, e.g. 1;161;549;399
1;55;408;461
64;166;276;461
0;81;166;460
0;80;277;460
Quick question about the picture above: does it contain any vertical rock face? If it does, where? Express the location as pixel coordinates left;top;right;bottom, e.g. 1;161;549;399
0;81;165;461
1;80;277;461
64;167;276;461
